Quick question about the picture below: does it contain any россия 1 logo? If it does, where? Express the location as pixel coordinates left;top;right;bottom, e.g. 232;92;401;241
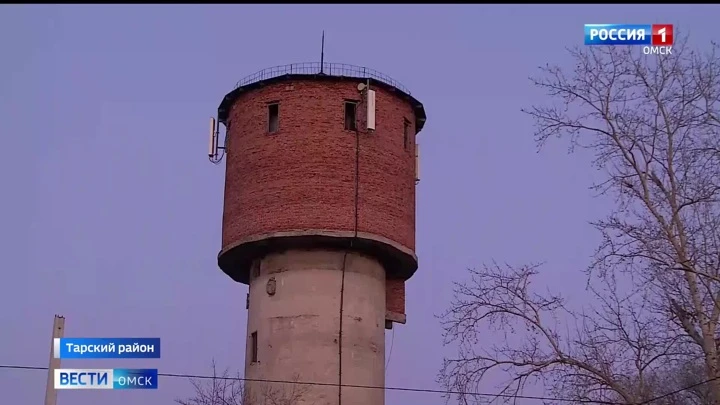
584;24;674;55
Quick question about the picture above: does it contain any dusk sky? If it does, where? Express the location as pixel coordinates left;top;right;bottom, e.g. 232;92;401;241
2;4;718;405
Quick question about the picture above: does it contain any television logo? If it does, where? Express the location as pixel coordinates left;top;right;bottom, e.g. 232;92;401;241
54;369;158;390
584;24;674;55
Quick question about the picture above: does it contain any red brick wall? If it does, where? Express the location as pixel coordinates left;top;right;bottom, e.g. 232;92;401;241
386;279;406;315
221;79;416;318
221;80;417;255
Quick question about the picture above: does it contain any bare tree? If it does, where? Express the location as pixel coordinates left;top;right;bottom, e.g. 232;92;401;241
176;360;310;405
176;360;247;405
439;34;720;404
439;262;691;404
645;358;714;405
251;377;310;405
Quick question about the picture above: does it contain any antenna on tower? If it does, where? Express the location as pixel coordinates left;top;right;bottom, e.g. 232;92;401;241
208;117;217;157
208;117;226;164
357;80;375;131
320;31;325;74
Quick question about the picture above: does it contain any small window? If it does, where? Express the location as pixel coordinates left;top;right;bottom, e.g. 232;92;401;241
268;103;279;133
250;331;258;363
344;101;357;131
403;119;411;150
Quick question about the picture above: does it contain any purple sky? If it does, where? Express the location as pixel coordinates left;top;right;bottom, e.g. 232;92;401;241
2;4;717;405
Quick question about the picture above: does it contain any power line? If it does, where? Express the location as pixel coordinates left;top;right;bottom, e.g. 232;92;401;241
0;364;613;403
4;363;714;404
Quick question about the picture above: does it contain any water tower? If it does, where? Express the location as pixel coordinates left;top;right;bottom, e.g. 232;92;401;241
209;61;426;405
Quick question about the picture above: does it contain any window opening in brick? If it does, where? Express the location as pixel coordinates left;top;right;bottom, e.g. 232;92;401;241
403;119;411;150
268;103;279;133
344;101;357;131
250;331;258;363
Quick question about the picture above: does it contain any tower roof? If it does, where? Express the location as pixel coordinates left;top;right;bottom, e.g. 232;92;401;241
217;62;427;131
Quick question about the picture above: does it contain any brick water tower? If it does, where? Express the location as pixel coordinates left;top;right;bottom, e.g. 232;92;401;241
208;61;426;405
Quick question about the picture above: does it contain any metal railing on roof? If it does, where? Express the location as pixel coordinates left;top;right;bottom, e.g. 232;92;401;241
234;62;412;95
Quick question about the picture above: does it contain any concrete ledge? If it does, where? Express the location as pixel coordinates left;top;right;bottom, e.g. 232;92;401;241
385;311;407;325
218;230;418;285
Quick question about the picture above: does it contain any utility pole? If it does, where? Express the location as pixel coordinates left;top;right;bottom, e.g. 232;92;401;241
44;315;65;405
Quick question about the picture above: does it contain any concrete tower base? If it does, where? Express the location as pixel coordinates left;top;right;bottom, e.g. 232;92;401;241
245;249;386;405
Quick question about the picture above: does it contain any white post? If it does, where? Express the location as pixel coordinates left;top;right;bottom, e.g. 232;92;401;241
44;315;65;405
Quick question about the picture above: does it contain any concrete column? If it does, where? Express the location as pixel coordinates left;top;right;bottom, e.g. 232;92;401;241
244;249;386;405
45;315;65;405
